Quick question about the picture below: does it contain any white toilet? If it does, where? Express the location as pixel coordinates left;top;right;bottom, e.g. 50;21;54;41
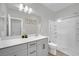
48;42;57;55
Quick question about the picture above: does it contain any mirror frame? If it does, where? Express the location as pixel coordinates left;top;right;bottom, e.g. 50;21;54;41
8;15;23;36
0;16;6;37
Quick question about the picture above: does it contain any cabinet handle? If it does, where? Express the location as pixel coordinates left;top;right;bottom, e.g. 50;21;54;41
30;43;36;46
30;50;36;54
43;44;45;49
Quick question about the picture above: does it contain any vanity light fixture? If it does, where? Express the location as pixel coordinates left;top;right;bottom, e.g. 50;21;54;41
19;4;24;11
24;5;28;13
28;7;32;14
19;4;32;14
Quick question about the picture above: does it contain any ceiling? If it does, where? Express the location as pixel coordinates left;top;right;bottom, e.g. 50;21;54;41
8;3;74;12
42;3;73;12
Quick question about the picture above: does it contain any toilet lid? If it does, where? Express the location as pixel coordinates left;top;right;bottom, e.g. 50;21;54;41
49;43;57;46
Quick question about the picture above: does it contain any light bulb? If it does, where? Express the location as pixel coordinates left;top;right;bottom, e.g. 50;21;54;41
19;4;23;11
24;5;28;13
28;8;32;14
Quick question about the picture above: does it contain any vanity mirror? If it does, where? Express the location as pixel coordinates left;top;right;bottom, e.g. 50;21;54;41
0;16;6;37
0;3;41;40
0;15;23;40
8;15;23;36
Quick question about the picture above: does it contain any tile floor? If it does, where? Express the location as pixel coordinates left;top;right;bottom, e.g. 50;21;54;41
49;50;68;56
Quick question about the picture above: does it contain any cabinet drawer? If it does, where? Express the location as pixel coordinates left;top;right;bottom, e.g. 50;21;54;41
5;43;27;52
28;46;36;56
16;50;27;56
28;51;36;56
0;48;13;56
0;50;16;56
12;43;27;51
28;41;36;48
0;43;27;56
28;50;36;56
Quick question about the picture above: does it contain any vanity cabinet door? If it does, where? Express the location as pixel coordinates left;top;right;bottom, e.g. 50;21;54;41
37;38;48;56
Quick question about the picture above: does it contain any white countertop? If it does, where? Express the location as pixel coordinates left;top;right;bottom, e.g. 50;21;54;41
0;35;48;49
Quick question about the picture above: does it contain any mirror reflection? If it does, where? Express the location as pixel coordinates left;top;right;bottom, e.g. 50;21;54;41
0;3;41;39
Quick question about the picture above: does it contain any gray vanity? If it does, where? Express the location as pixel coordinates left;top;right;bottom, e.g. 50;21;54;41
0;35;48;56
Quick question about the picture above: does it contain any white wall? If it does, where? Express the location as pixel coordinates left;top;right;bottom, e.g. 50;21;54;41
27;3;54;36
55;4;79;19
